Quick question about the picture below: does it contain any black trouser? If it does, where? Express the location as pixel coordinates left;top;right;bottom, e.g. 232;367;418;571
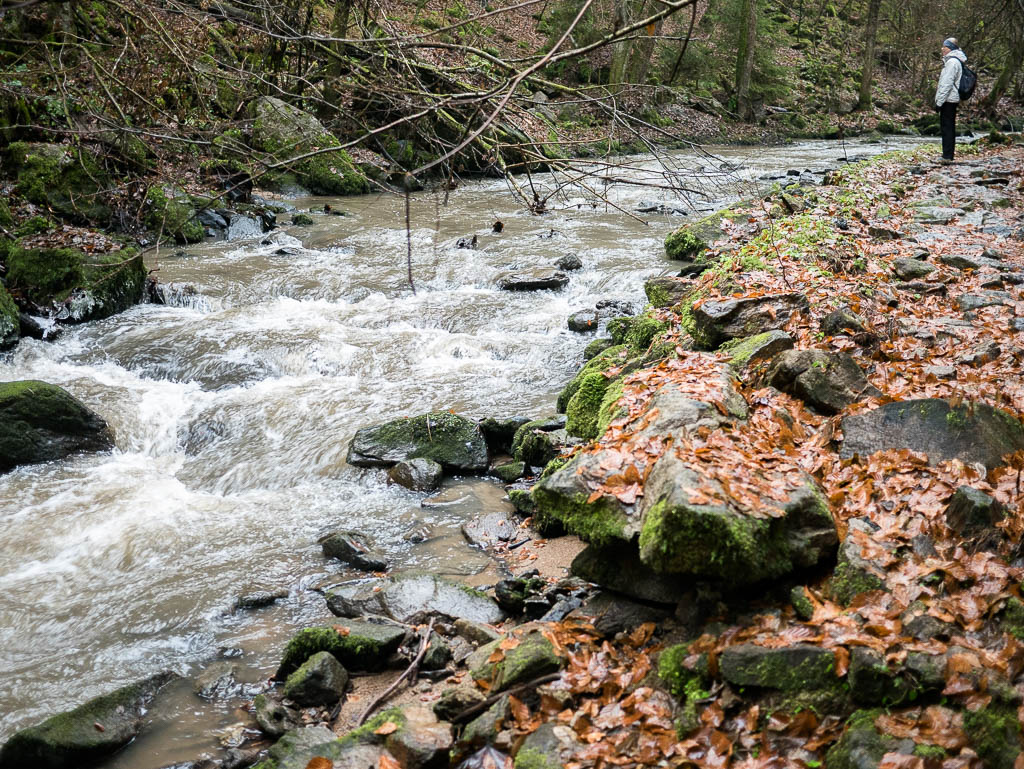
940;101;958;160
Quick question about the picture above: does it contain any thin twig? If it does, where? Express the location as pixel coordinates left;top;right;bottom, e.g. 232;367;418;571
451;672;561;723
356;618;435;726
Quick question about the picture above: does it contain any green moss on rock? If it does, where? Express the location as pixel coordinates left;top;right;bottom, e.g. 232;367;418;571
6;246;84;304
145;187;204;243
556;344;628;412
658;643;710;699
964;706;1023;769
830;558;885;606
565;371;611;441
825;709;897;769
9;141;111;224
0;284;19;350
531;484;628;547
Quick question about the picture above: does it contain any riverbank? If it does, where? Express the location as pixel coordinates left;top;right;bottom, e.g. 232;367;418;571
5;136;1024;769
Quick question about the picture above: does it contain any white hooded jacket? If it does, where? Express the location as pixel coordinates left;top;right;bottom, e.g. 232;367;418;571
935;49;967;107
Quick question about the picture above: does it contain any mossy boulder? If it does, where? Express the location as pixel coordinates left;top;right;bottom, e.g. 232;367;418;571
0;380;114;473
7;142;111;224
664;210;738;273
691;293;809;349
825;709;901;769
839;399;1024;471
637;453;837;585
251;96;369;196
144;187;204;243
556;344;629;413
830;522;887;606
347;411;489;472
0;285;19;350
281;651;348;706
276;621;406;678
469;630;566;692
644;276;692;308
5;246;146;323
720;330;794;373
0;672;174;769
252;710;404;769
720;644;836;690
964;705;1023;769
767;349;882;415
511;416;567;468
565;370;613;441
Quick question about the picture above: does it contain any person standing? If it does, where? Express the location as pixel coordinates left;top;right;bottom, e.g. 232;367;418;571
935;37;967;163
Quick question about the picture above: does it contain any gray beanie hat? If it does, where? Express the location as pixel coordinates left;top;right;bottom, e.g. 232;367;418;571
942;38;959;49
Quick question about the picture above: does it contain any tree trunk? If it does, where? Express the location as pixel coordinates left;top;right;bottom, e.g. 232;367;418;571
607;0;631;89
627;12;661;85
735;0;757;120
981;34;1024;115
322;0;354;115
856;0;881;109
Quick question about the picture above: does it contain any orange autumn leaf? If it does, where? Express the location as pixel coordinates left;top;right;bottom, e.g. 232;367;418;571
379;755;401;769
373;721;399;735
305;759;332;769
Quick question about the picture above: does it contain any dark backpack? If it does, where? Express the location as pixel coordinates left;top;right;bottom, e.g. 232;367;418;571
958;61;977;100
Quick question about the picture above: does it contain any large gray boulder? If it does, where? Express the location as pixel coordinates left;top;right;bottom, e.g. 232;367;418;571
691;293;809;348
767;349;882;414
0;380;114;473
326;574;503;625
0;673;174;769
839;399;1024;471
347;412;488;472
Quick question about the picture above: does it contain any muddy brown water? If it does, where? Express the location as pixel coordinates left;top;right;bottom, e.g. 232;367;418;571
0;137;930;766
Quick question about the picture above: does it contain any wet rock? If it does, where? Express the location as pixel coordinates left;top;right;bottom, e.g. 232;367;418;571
490;460;525;483
462;513;518;548
468;631;566;692
234;590;288;611
282;651;348;706
839;399;1024;471
384;705;453;768
0;672;175;769
644;276;692;308
0;380;114;474
945;486;1005;542
902;612;955;642
291;213;314;226
258;722;392;769
320;531;389;572
194;662;242;701
421;633;453;672
569;591;672;637
720;330;794;372
820;307;868;337
791;586;814;621
570;541;684;604
276;621;407;677
956;292;1011;312
454;618;501;646
636;200;687;215
387;458;444;491
691;293;809;349
434;685;487;721
556;252;583;271
891;258;936;280
197;208;229;230
496;269;569;291
567;309;598;332
514;723;581;768
493;575;547;614
719;644;836;690
510;417;566;468
664;210;736;273
959;341;1001;367
912;206;962;224
1011;318;1024;333
940;253;1003;271
461;696;509;748
595;299;635;317
327;575;503;625
347;412;489;473
18;312;60;341
479;416;531;456
252;693;300;738
767;349;882;414
897;281;946;296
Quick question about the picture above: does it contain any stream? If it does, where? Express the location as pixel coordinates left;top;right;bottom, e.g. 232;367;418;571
0;136;929;766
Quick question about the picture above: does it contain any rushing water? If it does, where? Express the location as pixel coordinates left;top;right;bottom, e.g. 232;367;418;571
0;137;927;764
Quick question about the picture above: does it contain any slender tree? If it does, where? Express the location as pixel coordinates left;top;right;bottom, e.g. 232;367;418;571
735;0;758;120
856;0;882;109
